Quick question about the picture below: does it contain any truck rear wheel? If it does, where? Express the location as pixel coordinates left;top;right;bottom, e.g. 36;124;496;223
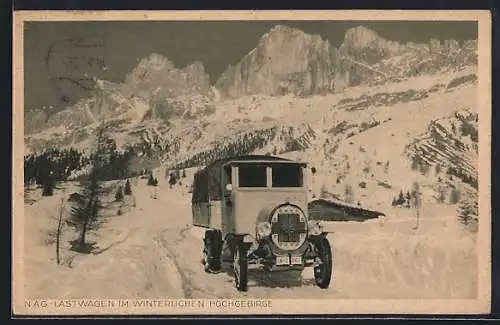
313;236;333;289
203;230;222;273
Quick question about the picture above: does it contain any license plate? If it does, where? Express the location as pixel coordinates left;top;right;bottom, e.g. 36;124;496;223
290;255;302;265
276;255;290;266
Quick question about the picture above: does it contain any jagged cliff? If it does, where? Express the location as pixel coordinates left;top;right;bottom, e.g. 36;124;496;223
121;53;211;98
215;25;341;98
26;54;215;134
214;25;477;98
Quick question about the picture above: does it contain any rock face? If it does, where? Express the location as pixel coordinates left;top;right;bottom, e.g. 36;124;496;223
121;53;211;99
26;25;478;136
215;25;478;99
214;25;400;99
27;54;215;134
215;25;340;98
339;26;402;64
120;53;215;121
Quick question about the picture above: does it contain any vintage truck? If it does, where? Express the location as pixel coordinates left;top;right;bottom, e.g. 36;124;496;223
191;155;333;292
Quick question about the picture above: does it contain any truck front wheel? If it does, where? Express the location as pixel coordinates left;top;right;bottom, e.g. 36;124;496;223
233;242;249;292
313;236;333;289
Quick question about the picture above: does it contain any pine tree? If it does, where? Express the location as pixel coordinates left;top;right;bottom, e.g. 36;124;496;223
405;191;411;208
397;190;405;205
42;173;54;196
182;169;186;178
124;179;132;195
168;172;177;188
66;167;104;253
147;174;156;186
449;186;461;204
115;185;124;202
457;199;478;226
66;129;108;253
435;164;442;175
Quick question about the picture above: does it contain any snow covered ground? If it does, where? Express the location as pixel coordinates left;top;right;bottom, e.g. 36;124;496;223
21;64;479;302
23;174;477;300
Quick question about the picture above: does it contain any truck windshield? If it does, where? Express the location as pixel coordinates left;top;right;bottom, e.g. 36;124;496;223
272;165;303;187
238;165;267;187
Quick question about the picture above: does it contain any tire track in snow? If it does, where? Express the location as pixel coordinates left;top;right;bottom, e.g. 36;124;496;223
153;229;195;298
153;228;222;298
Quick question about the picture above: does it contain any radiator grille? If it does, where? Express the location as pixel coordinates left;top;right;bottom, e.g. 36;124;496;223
276;213;305;243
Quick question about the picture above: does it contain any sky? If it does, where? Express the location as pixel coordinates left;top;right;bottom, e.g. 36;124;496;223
23;20;478;111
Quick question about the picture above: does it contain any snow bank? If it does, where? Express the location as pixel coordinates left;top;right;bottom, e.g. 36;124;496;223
330;217;477;298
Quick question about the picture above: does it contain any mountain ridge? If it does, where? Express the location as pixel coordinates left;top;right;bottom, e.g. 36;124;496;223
24;24;479;208
25;24;477;129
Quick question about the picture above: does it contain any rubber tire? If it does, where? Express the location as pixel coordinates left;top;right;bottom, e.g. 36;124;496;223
234;243;248;292
203;230;222;272
313;236;333;289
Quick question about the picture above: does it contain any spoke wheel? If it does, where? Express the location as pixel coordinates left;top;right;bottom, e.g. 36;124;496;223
203;230;222;273
313;237;333;289
233;243;248;292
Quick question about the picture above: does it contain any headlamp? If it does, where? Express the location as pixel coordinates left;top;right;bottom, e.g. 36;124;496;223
256;222;272;238
308;220;324;236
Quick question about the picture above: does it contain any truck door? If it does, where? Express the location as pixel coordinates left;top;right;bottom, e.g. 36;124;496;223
220;165;235;235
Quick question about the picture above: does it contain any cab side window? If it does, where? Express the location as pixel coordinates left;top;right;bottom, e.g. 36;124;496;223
224;165;232;185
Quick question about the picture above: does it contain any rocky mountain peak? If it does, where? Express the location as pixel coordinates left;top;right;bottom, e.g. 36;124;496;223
214;24;335;98
341;26;383;50
339;26;402;64
267;24;303;35
136;53;176;72
122;53;211;99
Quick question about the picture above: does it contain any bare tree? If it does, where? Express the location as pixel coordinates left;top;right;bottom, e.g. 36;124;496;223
411;181;422;230
436;185;447;203
55;198;65;265
45;196;67;265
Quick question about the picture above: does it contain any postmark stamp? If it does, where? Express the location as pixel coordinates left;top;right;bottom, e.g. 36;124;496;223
45;34;108;105
13;10;492;316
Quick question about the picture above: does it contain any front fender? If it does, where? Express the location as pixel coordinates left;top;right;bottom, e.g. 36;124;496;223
256;203;280;223
307;232;331;244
